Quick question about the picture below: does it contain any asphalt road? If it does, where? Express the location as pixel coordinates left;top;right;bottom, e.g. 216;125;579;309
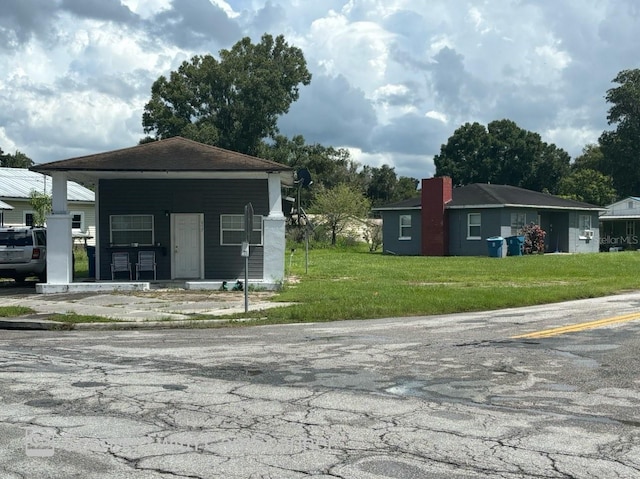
1;291;640;478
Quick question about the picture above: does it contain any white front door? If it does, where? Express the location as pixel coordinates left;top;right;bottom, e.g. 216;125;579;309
171;213;204;279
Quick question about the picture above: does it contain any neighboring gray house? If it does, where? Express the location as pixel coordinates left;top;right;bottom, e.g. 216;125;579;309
375;177;603;256
32;137;293;292
599;197;640;251
0;167;95;237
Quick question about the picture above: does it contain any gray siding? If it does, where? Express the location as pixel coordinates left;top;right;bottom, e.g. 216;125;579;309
380;210;421;255
98;179;268;281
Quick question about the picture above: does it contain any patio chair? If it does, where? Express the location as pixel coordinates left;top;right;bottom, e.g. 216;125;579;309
136;250;156;280
111;252;131;280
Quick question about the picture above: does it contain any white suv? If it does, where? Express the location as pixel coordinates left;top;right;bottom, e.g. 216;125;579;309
0;227;47;283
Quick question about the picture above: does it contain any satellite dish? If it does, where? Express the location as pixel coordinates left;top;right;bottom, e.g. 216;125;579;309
296;168;313;188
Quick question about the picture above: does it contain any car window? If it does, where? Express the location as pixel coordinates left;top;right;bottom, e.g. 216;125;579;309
35;230;46;246
0;231;33;247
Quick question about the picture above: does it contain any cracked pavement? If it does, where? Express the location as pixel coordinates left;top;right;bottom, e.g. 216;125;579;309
1;292;640;478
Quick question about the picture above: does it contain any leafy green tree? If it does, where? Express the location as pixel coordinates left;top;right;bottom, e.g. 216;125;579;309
573;144;605;172
142;34;311;156
558;169;616;206
434;119;570;193
599;69;640;198
309;183;371;246
29;191;51;226
0;148;34;168
434;122;488;185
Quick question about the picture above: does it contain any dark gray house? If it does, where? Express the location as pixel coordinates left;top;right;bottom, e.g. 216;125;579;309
32;137;293;292
375;177;603;256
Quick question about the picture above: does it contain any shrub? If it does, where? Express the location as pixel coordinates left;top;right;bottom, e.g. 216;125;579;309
520;223;546;254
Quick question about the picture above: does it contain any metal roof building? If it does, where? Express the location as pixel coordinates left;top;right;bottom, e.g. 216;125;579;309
0;167;94;202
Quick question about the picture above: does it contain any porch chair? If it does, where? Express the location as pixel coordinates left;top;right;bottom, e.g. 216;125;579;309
111;252;131;280
136;250;156;280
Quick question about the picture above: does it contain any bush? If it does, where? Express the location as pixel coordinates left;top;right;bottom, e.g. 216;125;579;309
521;223;546;254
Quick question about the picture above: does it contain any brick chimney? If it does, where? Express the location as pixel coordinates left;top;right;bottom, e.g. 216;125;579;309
421;176;452;256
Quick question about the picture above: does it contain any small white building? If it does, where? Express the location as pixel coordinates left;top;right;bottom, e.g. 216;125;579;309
0;167;95;243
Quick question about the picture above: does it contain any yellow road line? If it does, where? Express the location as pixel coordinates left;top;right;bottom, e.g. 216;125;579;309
512;312;640;339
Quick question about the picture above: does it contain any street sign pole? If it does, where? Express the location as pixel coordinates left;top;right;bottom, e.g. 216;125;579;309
242;203;253;313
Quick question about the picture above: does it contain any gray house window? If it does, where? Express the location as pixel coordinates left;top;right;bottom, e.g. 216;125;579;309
467;213;481;239
579;215;592;231
510;212;526;235
110;215;154;246
399;214;411;240
220;214;263;245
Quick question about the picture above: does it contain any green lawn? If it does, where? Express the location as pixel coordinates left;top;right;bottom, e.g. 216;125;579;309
253;244;640;324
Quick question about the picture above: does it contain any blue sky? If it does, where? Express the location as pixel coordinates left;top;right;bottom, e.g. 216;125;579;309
0;0;638;180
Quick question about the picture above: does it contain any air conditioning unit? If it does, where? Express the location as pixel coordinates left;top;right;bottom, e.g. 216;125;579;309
584;230;594;239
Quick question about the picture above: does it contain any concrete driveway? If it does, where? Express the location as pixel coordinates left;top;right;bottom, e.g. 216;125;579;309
0;280;287;326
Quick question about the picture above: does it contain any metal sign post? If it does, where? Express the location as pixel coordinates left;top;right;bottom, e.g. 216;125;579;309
242;203;253;313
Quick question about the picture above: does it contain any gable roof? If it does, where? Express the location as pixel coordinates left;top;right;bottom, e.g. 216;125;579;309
600;196;640;219
447;184;602;211
0;167;94;202
33;136;292;173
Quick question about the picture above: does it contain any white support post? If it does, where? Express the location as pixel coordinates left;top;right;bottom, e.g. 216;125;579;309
45;173;73;285
263;173;286;285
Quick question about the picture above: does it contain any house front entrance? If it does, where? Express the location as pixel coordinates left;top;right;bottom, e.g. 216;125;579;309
171;213;204;279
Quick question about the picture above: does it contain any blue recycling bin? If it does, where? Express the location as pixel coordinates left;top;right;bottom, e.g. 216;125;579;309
486;237;504;258
86;245;96;278
506;236;525;256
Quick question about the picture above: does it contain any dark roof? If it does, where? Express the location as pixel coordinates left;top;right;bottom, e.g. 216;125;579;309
373;196;421;211
374;183;603;212
448;184;601;210
33;137;292;173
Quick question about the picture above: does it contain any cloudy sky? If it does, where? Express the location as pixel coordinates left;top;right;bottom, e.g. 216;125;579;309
1;0;638;180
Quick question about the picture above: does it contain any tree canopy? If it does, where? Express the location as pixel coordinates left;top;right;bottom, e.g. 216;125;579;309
599;69;640;198
258;134;419;207
434;119;570;194
0;148;34;168
142;34;312;156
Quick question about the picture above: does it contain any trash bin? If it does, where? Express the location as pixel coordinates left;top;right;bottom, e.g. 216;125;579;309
86;245;96;278
506;235;525;256
486;237;504;258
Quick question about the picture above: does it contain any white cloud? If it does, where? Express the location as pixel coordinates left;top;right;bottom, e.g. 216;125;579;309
0;0;635;182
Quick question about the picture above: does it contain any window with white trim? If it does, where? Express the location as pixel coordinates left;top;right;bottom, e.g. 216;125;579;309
71;212;84;230
510;212;526;235
110;215;154;246
467;213;481;239
24;211;35;227
399;214;411;240
626;221;635;236
579;215;592;231
220;214;263;245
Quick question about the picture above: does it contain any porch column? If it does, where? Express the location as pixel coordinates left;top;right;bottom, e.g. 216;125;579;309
263;173;286;285
46;172;73;284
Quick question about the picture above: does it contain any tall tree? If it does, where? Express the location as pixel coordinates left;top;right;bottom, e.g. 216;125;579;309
0;148;34;168
599;69;640;198
142;34;311;156
434;120;570;193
